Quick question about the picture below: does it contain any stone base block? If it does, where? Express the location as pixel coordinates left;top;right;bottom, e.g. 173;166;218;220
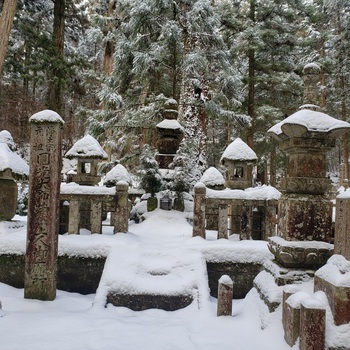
277;194;333;242
107;293;193;311
268;237;333;269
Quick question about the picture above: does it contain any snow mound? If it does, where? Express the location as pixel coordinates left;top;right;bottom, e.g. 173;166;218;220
221;138;257;162
200;167;225;187
29;109;64;124
0;143;29;176
104;164;131;186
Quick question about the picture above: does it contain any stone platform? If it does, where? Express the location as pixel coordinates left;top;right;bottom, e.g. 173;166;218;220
94;245;209;311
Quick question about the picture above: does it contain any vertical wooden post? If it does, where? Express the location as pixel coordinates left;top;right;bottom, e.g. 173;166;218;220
24;110;64;300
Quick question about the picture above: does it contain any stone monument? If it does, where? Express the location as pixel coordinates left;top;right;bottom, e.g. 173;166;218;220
24;110;64;300
267;63;350;268
155;99;184;169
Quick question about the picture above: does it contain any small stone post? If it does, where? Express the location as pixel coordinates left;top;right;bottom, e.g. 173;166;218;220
192;183;206;238
114;181;129;233
282;289;301;347
91;199;102;233
217;203;228;239
24;110;64;300
299;299;326;350
68;200;80;234
217;275;233;316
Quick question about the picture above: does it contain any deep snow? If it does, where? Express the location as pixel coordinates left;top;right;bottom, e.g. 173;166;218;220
0;210;348;349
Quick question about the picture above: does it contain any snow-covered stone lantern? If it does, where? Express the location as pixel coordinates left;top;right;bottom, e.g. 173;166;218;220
267;63;350;269
220;138;257;190
0;131;29;220
65;135;108;186
156;99;184;169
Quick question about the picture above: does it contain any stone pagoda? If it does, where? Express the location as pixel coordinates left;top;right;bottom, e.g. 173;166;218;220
155;99;184;169
220;137;257;190
267;63;350;269
65;134;108;186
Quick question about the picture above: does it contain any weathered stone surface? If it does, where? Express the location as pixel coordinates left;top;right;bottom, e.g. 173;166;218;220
207;261;263;299
114;181;129;233
106;293;193;311
282;291;300;347
217;275;233;316
68;200;80;234
146;196;158;212
192;184;206;238
314;274;350;326
277;194;333;243
299;301;326;350
25;112;63;300
334;196;350;260
268;237;333;269
0;178;18;221
217;204;228;239
0;254;105;295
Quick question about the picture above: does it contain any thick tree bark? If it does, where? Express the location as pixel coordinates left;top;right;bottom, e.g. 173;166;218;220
247;0;255;150
103;0;117;75
47;0;65;118
0;0;18;76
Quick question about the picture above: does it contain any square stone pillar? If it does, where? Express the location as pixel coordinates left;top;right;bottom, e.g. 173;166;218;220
217;203;228;239
68;200;80;234
192;183;206;238
24;110;64;300
114;181;129;234
91;199;102;234
300;300;326;350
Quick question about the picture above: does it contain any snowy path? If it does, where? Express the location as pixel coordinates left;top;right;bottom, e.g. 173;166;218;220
0;210;294;350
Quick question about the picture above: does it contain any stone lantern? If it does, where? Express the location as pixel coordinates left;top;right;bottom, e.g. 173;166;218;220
267;63;350;268
220;138;257;190
65;135;108;186
0;137;29;220
156;99;184;169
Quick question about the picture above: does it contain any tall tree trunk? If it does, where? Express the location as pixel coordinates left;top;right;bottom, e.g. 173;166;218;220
0;0;18;76
247;0;255;150
47;0;65;119
103;0;117;75
336;3;349;182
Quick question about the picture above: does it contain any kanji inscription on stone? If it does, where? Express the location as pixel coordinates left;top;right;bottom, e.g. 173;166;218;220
24;110;64;300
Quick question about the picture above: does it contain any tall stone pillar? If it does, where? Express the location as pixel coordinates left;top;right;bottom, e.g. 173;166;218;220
114;181;129;234
192;183;206;238
334;194;350;260
24;110;64;300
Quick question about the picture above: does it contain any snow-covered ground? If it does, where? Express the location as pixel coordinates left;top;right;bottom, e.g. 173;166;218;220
0;209;335;350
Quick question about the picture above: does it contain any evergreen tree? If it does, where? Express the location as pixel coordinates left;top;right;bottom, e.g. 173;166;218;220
139;145;163;197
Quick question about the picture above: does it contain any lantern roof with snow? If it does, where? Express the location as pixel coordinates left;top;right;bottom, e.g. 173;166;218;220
65;135;108;160
104;164;132;187
221;138;257;164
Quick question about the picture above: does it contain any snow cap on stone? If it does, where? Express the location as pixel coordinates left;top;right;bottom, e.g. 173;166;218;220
104;164;132;186
65;135;108;160
29;109;64;124
200;167;224;187
0;130;15;150
156;119;183;130
267;109;350;140
221;138;257;163
0;143;29;177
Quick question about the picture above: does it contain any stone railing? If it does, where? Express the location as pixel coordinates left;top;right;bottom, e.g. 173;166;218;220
192;183;280;240
60;181;129;234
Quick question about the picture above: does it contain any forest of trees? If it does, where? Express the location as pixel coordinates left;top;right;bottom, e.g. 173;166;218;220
0;0;349;186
